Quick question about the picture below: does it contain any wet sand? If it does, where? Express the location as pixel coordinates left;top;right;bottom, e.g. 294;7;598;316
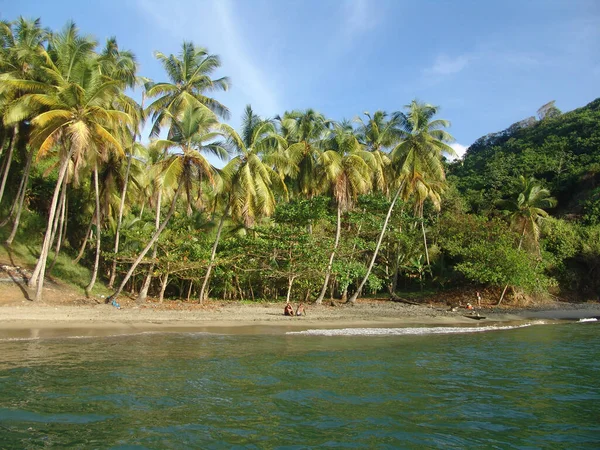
1;296;599;339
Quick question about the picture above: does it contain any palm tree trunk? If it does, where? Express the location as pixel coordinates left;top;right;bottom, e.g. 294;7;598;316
348;182;404;304
421;218;430;266
108;182;182;302
138;188;162;303
49;181;68;274
316;205;341;304
0;126;18;206
85;163;101;297
0;150;28;228
199;206;228;303
4;148;33;243
108;152;133;288
74;212;94;264
30;149;74;300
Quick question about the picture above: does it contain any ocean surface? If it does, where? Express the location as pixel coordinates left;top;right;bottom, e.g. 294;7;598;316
0;321;599;449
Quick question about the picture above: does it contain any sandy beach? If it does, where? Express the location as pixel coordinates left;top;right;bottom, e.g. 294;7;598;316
1;282;599;339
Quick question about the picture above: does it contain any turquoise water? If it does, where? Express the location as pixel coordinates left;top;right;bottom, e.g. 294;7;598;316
0;322;599;448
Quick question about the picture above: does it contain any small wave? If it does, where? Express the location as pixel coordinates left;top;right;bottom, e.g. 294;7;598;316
287;322;542;336
578;318;598;323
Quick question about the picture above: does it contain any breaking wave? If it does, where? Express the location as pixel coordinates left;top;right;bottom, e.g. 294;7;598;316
287;322;546;336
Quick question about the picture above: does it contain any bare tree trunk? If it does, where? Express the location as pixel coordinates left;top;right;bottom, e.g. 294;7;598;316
85;163;101;297
108;153;133;288
5;147;34;244
316;205;341;304
0;126;17;206
348;182;404;304
108;183;182;302
498;225;527;305
199;207;228;303
158;270;169;303
138;188;162;303
285;275;296;303
30;149;74;300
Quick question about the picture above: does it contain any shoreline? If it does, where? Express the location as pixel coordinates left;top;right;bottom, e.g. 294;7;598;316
1;298;599;339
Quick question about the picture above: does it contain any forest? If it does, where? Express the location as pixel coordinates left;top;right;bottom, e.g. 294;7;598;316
1;17;599;305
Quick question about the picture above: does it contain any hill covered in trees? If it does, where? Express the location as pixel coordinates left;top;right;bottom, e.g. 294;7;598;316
1;17;599;306
449;98;600;222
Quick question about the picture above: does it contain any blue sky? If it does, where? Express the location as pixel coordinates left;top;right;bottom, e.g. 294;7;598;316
2;0;599;157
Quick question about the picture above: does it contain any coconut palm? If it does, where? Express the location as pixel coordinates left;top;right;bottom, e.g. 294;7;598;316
348;101;454;303
145;42;230;138
108;105;225;302
497;176;557;304
4;22;134;301
355;111;400;193
0;18;47;207
314;121;372;304
390;101;455;266
278;109;331;199
198;105;288;302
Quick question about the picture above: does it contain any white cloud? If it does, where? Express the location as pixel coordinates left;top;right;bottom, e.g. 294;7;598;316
425;54;470;76
449;143;468;160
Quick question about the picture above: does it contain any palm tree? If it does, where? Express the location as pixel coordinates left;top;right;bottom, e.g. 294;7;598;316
497;176;557;304
0;18;47;208
278;109;331;199
198;105;288;302
355;111;399;193
108;105;225;302
348;101;454;303
145;42;230;138
391;101;456;266
5;22;134;301
314;121;372;304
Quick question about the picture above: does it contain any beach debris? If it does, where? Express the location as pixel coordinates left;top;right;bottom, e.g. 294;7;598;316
111;299;121;309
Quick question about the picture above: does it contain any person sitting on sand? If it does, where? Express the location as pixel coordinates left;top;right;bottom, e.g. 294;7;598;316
295;303;306;316
284;302;294;316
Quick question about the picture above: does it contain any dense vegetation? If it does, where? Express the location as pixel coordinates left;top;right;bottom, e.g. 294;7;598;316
1;18;598;305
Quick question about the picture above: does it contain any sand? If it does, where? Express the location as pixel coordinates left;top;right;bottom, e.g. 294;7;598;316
1;278;599;339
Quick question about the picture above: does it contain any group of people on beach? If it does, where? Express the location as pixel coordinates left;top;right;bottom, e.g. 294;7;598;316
284;302;305;317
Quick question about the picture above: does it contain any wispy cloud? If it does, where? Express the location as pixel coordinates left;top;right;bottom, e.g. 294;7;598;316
343;0;379;35
424;54;470;76
211;0;280;116
135;0;280;120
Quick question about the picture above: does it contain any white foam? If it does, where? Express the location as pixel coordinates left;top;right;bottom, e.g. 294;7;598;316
287;322;543;336
578;318;598;322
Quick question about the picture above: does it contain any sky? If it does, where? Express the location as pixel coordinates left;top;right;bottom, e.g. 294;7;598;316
2;0;599;159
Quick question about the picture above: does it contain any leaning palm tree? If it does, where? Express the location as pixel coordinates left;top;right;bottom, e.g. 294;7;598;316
108;105;225;302
391;101;456;266
347;101;454;303
314;121;372;304
5;22;134;301
145;42;230;138
496;176;557;304
198;105;288;302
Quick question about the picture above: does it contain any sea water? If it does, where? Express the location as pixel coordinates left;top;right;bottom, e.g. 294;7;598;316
0;322;598;448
